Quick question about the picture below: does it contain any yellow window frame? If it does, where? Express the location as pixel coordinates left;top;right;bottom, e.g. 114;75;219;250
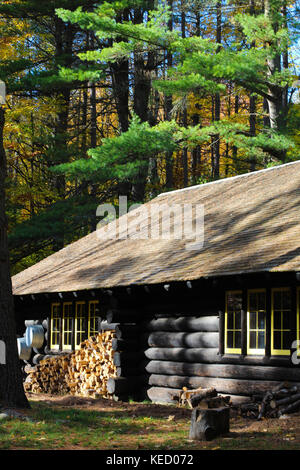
75;301;86;350
62;302;73;351
88;300;99;338
225;290;242;354
50;303;60;351
271;287;291;356
247;289;266;355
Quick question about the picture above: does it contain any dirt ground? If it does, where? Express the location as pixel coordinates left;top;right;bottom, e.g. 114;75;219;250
21;392;300;450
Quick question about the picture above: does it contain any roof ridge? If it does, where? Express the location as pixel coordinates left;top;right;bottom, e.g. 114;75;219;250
157;160;300;198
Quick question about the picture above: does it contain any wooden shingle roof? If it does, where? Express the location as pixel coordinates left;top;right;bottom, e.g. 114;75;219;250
12;161;300;295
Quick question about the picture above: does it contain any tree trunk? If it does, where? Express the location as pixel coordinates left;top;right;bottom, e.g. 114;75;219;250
264;0;286;143
0;107;29;409
164;0;174;190
189;408;230;441
211;1;221;180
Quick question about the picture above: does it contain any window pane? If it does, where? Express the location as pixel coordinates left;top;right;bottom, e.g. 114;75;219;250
249;311;256;330
258;331;265;349
250;331;256;349
258;311;265;330
273;291;282;309
257;292;265;309
282;312;291;330
273;331;281;350
235;312;241;330
249;293;257;312
227;331;233;349
235;331;241;349
227;312;234;330
228;293;242;311
282;290;291;309
282;332;290;351
273;311;281;330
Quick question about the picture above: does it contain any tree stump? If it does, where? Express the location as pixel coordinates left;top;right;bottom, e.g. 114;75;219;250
189;407;230;441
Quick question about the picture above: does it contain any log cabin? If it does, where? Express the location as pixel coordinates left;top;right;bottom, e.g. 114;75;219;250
11;160;300;403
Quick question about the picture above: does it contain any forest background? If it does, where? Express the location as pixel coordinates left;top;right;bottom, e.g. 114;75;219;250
0;0;299;275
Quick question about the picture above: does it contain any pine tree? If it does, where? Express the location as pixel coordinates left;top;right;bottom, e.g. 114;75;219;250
54;0;298;190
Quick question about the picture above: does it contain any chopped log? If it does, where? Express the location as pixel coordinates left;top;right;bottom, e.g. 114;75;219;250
24;331;118;399
179;386;217;407
32;354;45;365
271;386;298;399
189;408;230;441
270;393;300;409
278;399;300;416
257;391;273;420
239;403;259;413
142;316;219;332
146;332;218;348
190;389;218;408
205;396;231;409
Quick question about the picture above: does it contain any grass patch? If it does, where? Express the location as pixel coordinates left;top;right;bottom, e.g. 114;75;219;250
0;397;300;450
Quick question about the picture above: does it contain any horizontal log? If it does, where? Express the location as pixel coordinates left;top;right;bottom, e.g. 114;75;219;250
147;332;218;348
99;322;139;339
111;338;139;352
106;309;139;324
107;377;146;395
147;386;181;404
144;349;300;368
146;387;250;405
279;399;300;416
113;351;144;367
142;316;219;332
145;361;300;382
270;393;300;409
147;376;300;396
219;355;293;368
144;348;219;363
115;367;146;378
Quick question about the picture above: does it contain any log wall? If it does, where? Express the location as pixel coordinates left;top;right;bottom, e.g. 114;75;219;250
139;306;300;403
14;272;300;404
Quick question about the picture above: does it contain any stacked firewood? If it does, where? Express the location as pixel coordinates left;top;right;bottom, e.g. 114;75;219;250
24;331;117;398
236;383;300;420
179;386;231;409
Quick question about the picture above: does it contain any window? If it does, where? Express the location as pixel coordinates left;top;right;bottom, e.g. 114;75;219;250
75;302;87;350
247;289;266;355
271;288;291;356
62;302;73;351
88;300;99;337
225;291;242;354
50;303;60;350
